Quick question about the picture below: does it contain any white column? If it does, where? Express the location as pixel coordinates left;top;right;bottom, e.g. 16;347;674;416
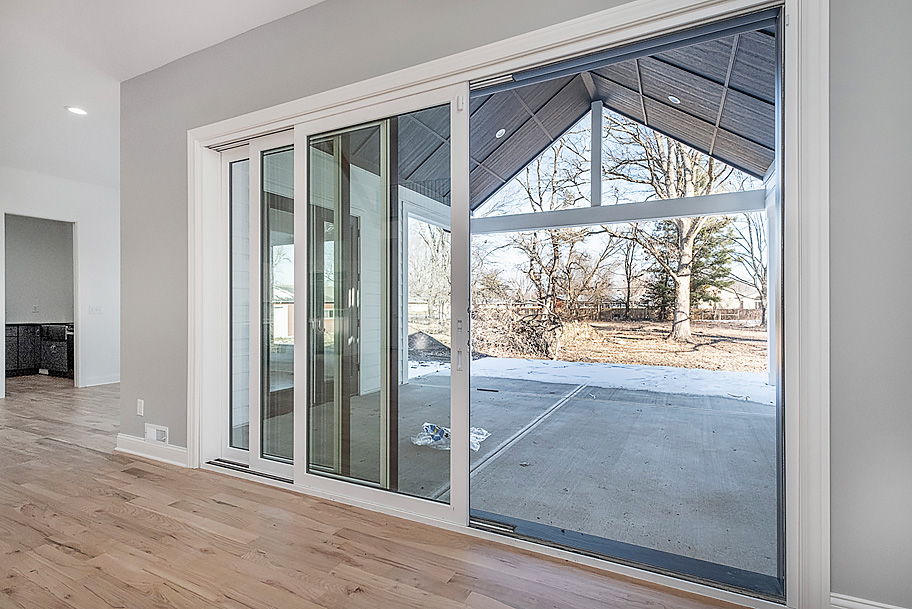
591;100;603;206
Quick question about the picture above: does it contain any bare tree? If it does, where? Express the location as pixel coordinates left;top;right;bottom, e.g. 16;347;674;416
511;131;620;326
729;212;768;324
408;221;450;321
602;113;740;342
513;228;619;322
619;225;646;320
470;237;511;308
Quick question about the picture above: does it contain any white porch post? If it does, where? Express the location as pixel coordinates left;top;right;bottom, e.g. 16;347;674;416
591;100;603;206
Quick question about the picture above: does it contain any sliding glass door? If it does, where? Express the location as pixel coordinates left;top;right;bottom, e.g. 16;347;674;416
206;8;787;602
224;132;295;479
220;94;462;519
305;104;454;502
307;124;388;486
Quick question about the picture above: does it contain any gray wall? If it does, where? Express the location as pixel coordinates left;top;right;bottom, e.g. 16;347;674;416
120;0;628;447
830;0;912;606
121;0;912;604
5;214;73;323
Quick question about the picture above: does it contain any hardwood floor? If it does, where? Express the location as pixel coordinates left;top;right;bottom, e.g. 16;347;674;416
0;375;745;608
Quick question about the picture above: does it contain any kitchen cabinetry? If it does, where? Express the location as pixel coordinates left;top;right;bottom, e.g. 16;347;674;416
5;326;17;372
5;324;72;378
19;325;40;369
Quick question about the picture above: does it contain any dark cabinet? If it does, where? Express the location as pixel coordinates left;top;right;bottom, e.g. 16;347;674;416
5;324;72;377
18;325;40;369
5;326;17;372
41;341;68;373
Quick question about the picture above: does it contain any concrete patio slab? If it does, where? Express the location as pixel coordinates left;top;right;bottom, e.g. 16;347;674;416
308;362;778;578
469;386;777;576
396;375;579;499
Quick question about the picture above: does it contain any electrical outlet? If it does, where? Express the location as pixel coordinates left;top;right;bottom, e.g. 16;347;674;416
32;305;39;313
89;306;103;315
136;399;144;416
144;423;168;444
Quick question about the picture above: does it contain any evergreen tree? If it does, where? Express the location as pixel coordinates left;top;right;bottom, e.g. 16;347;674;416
643;217;735;318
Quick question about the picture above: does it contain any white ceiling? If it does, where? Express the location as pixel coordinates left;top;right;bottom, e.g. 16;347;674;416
0;0;325;189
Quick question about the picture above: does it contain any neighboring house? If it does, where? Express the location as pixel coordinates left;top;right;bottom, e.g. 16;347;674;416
696;285;763;311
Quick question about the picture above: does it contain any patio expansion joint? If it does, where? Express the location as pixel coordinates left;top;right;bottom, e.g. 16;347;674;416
430;383;587;500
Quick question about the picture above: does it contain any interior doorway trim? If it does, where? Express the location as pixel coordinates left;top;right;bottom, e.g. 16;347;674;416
187;0;829;606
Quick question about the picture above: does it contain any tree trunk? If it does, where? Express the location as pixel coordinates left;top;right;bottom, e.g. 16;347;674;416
668;222;696;342
624;284;632;320
669;273;693;342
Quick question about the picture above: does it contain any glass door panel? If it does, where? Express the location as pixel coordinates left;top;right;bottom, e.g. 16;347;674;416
261;146;295;463
230;158;251;451
308;124;385;486
223;134;294;478
306;104;452;501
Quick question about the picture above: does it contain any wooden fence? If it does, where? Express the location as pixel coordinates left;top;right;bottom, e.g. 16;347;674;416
474;301;761;322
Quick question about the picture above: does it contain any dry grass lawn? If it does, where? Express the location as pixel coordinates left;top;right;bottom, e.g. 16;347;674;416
552;320;768;372
411;317;769;373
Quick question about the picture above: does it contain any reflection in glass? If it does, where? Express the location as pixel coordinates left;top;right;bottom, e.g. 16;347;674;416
230;159;250;450
307;104;451;501
261;146;294;462
309;126;382;485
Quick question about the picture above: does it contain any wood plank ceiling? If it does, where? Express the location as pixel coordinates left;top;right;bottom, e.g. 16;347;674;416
468;26;777;210
345;24;777;212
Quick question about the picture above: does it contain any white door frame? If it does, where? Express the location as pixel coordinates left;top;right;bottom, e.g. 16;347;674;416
188;0;829;606
246;132;295;479
216;134;296;479
219;144;251;467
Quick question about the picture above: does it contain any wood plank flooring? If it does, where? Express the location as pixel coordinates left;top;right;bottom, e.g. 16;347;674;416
0;375;747;608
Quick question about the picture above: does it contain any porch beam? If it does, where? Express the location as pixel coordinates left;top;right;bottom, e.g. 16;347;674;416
471;188;764;234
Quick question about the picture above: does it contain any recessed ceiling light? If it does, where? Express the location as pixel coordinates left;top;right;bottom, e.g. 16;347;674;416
65;106;87;115
495;128;506;138
667;96;681;105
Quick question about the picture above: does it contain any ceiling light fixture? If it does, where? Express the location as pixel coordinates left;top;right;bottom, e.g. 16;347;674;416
667;96;681;105
65;106;87;115
495;128;506;138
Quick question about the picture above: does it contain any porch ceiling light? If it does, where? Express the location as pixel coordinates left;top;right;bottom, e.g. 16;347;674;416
495;128;506;138
667;95;681;105
65;106;87;115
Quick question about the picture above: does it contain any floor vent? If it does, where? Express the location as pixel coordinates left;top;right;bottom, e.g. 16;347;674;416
144;423;168;444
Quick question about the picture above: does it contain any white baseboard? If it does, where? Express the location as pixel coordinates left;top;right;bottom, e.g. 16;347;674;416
115;433;189;468
832;593;909;609
80;374;121;387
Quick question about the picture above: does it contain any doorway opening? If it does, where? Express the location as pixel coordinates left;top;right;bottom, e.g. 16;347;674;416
4;214;76;393
463;8;783;599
